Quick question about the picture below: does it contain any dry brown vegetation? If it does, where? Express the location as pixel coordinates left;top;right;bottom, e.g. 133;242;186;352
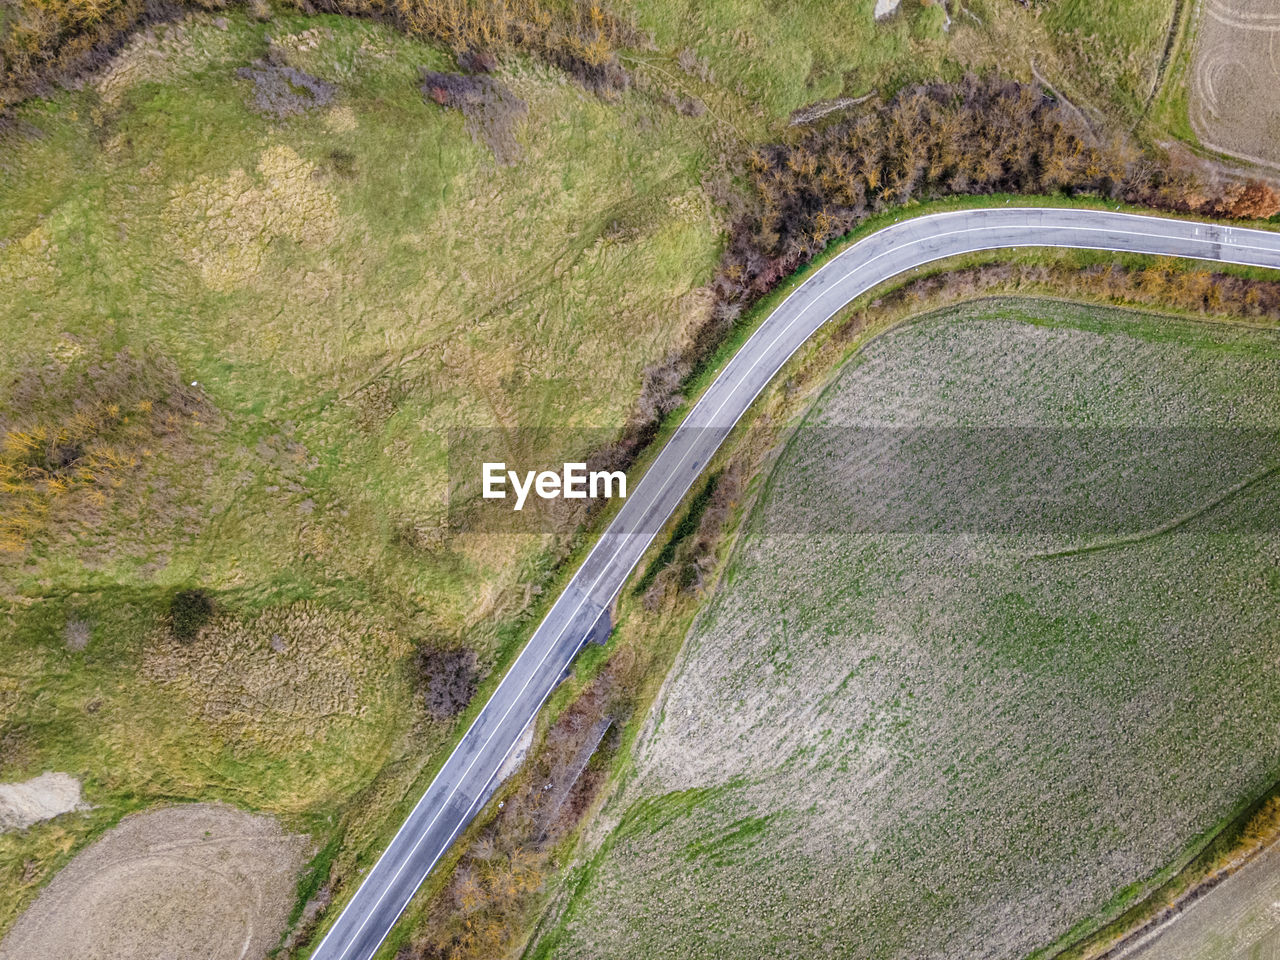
882;258;1280;325
715;74;1280;311
0;0;224;109
163;143;339;291
398;657;632;960
1235;798;1280;857
143;601;411;760
0;0;636;109
638;462;743;606
716;75;1135;306
0;349;210;558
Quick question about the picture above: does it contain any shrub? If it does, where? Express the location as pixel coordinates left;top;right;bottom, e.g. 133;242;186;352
236;57;335;117
170;588;214;642
403;660;624;960
328;147;356;178
456;47;496;74
420;69;526;163
416;646;481;721
717;74;1135;307
1212;179;1280;220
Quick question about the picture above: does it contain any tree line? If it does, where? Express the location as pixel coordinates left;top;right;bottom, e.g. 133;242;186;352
714;74;1279;310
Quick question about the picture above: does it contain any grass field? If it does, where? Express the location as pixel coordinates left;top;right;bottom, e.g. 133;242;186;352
1042;0;1180;119
625;0;1178;124
0;8;721;939
531;298;1280;960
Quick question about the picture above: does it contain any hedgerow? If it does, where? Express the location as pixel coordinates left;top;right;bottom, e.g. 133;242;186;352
0;0;636;110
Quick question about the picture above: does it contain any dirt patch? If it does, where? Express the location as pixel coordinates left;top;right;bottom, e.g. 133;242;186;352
0;803;308;960
1189;0;1280;169
0;773;85;831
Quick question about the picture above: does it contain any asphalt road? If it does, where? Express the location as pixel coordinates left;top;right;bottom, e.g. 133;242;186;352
310;207;1280;960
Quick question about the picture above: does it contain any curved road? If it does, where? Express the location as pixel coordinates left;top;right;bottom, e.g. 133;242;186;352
311;207;1280;960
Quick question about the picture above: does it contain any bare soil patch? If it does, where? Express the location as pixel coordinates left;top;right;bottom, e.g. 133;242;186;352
0;773;85;832
1189;0;1280;168
0;803;308;960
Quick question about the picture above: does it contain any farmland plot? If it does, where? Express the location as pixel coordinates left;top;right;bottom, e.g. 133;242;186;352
534;300;1280;960
1190;0;1280;168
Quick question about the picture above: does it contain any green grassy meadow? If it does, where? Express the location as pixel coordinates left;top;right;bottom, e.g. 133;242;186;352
625;0;1178;124
0;8;721;937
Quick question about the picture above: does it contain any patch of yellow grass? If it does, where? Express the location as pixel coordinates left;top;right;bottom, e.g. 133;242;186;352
164;144;340;291
1;403;170;556
143;600;411;752
1235;797;1280;858
0;223;58;291
324;104;359;133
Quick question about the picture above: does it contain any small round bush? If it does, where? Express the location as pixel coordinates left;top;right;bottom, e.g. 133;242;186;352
170;589;215;643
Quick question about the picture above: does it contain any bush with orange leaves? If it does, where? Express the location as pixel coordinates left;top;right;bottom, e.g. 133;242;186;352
1208;179;1280;220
